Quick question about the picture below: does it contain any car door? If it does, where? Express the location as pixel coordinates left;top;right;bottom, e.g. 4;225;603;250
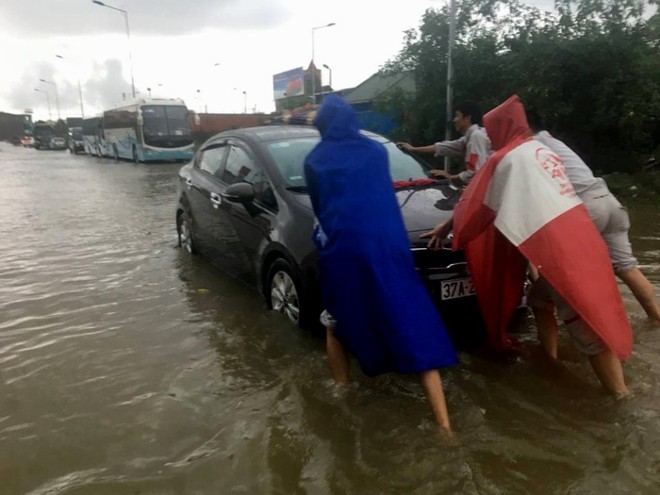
185;141;230;260
209;138;278;286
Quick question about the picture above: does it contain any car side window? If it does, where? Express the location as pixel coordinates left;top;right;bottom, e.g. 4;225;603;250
197;144;227;177
223;143;277;211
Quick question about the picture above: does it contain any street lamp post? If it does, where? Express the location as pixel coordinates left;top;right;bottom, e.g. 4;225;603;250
444;0;457;172
39;79;60;121
311;22;335;103
322;64;332;90
233;88;247;114
34;88;52;120
92;0;136;99
55;54;85;118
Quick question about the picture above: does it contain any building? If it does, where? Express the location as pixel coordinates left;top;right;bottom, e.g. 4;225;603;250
189;112;270;148
0;111;33;142
340;71;416;136
273;66;416;137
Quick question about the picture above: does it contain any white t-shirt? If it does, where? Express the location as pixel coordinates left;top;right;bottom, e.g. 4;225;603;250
433;124;492;183
534;131;606;196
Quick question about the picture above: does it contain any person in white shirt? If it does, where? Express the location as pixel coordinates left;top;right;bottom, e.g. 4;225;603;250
397;101;492;185
526;109;660;360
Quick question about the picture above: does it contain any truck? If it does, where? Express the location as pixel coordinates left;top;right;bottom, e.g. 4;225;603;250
33;122;55;150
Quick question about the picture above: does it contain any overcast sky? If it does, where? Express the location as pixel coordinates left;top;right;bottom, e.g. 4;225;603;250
0;0;560;121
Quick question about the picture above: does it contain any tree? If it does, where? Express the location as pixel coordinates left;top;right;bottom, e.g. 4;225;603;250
381;0;660;172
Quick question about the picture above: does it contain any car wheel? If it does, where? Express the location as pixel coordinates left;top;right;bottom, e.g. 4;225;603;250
132;145;139;163
177;210;196;254
266;258;307;326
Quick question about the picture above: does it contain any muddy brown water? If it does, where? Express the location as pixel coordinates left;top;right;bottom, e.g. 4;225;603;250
1;143;659;494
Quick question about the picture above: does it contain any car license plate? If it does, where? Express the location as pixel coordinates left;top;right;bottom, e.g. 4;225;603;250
440;277;475;300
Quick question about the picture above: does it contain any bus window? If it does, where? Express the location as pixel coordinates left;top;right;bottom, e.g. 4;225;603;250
142;106;168;136
165;106;192;136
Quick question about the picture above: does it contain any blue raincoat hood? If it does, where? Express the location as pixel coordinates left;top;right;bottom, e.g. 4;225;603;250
313;93;361;141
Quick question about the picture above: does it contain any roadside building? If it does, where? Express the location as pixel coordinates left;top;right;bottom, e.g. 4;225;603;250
189;113;270;148
339;71;416;136
0;111;33;143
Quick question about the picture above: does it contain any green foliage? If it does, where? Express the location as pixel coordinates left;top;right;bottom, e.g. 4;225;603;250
381;0;660;173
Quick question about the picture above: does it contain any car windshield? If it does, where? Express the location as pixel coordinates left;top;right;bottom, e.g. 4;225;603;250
266;136;433;189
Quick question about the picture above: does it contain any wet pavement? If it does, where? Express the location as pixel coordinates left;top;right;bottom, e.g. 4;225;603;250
1;142;660;494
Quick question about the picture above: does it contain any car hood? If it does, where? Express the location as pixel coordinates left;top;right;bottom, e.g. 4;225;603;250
290;182;459;245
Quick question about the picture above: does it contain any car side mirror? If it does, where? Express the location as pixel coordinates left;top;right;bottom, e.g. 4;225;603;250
221;182;255;203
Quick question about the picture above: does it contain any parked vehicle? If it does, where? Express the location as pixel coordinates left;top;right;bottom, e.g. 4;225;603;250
103;98;194;162
20;135;35;147
33;122;54;150
49;137;67;150
82;115;106;157
68;127;85;153
175;125;485;350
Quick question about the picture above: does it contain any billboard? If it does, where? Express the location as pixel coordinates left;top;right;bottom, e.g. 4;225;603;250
273;67;305;101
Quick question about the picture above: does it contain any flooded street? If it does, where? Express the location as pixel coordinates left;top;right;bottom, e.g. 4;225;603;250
1;142;660;495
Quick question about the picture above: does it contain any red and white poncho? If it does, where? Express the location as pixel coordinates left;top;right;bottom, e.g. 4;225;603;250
452;95;632;361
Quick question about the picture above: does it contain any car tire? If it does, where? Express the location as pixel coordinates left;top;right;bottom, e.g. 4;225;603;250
177;210;196;255
266;258;310;327
132;145;139;163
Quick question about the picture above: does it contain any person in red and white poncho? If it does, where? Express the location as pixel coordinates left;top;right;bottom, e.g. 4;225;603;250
422;95;632;396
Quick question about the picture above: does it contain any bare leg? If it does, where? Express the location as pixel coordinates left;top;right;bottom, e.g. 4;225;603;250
326;327;350;385
588;349;628;396
419;369;452;432
533;308;559;359
617;268;660;325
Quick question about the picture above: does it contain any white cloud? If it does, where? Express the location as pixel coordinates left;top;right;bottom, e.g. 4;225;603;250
0;0;570;120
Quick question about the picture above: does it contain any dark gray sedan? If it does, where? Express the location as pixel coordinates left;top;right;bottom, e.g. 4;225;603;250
176;125;485;349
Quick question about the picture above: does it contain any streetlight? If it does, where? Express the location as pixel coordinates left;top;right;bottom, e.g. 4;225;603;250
311;22;335;103
322;64;332;90
39;79;60;120
196;89;206;113
55;54;85;118
233;88;247;114
444;0;457;172
34;88;52;120
92;0;135;99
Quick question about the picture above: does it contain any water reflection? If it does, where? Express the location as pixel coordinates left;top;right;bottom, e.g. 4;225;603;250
1;143;659;494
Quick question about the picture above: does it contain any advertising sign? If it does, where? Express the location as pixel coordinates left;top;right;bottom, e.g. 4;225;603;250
273;67;305;101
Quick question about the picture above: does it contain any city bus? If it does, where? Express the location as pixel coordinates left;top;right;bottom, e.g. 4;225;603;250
82;115;106;157
102;98;194;163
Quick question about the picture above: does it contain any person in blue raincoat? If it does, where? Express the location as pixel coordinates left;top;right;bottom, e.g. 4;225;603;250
304;94;458;431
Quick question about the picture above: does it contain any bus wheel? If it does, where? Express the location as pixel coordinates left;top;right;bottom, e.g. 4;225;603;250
113;145;119;161
132;146;139;163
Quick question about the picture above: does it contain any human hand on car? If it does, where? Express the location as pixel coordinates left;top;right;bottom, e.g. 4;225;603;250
397;142;414;152
430;169;452;179
420;220;453;250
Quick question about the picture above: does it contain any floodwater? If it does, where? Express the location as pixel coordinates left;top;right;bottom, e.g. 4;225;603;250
1;142;659;495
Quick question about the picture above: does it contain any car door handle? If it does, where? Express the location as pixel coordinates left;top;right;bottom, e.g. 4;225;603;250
210;192;222;208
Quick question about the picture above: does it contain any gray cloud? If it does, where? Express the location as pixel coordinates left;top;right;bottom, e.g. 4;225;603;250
9;59;131;118
84;59;132;109
9;62;59;118
0;0;291;37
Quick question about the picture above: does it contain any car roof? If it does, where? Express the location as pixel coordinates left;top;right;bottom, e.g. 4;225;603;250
203;125;386;147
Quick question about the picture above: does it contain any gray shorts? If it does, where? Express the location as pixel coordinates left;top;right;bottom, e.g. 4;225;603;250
582;188;637;273
527;277;607;355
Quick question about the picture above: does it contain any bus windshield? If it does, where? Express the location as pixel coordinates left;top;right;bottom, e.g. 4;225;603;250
142;105;192;148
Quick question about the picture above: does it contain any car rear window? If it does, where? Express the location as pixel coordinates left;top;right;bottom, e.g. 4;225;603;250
266;137;433;188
